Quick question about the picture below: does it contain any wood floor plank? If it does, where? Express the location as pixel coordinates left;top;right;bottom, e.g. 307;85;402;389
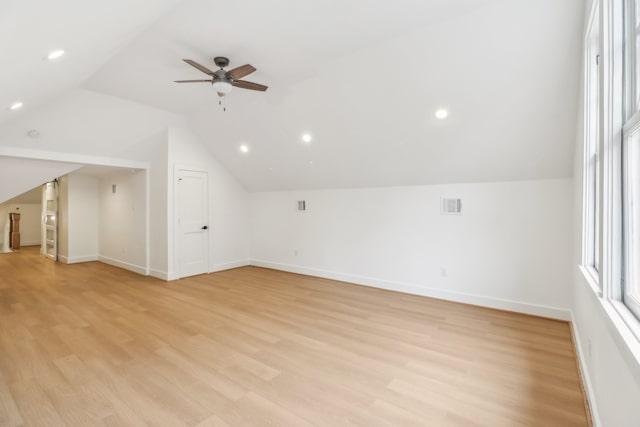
0;248;590;426
0;373;23;427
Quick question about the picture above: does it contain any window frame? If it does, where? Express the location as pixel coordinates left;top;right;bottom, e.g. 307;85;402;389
621;0;640;320
583;0;602;290
581;0;640;373
622;120;640;318
599;0;640;341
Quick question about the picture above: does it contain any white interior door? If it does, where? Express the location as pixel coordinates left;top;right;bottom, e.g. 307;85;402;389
42;181;58;261
177;169;209;278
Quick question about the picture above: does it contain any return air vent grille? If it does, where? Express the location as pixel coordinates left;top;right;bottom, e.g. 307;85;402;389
441;198;462;215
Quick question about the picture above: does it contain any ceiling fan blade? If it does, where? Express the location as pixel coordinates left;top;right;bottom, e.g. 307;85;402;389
233;80;268;91
174;79;213;83
183;59;215;75
226;64;256;80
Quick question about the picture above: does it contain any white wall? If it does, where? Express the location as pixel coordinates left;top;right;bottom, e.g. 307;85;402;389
0;202;39;249
6;203;41;246
250;179;573;319
69;175;99;262
145;131;170;278
57;176;69;259
98;169;147;274
58;174;99;263
0;203;10;252
166;127;250;279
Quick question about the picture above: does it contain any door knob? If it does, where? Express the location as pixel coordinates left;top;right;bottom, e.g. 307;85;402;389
201;225;208;230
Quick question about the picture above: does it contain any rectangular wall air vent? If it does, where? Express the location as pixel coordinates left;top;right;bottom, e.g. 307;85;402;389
297;200;306;212
441;197;462;215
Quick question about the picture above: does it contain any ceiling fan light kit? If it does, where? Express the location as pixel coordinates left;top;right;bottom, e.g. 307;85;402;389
212;80;232;96
174;56;267;108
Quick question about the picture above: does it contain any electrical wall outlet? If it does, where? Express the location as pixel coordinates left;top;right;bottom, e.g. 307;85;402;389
440;267;448;278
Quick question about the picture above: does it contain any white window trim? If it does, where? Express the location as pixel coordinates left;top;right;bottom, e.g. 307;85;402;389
600;0;624;301
582;0;602;291
602;299;640;365
619;118;640;337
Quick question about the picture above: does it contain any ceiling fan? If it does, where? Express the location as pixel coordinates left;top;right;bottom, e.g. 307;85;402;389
174;56;268;98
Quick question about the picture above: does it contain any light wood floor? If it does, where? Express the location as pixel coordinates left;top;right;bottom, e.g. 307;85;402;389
0;248;589;427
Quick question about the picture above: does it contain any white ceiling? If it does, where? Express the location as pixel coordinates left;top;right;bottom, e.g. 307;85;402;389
0;89;183;158
0;156;80;203
0;0;183;126
5;186;41;205
1;0;585;192
73;164;144;178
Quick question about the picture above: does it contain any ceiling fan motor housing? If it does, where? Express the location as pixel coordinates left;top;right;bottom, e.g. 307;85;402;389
214;56;230;68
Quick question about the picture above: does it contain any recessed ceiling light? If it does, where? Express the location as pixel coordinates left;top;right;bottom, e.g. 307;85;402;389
435;109;449;119
239;144;249;153
9;102;23;111
47;49;65;60
308;160;314;165
302;133;312;143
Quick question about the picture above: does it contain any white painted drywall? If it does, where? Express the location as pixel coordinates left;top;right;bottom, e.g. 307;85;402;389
0;203;10;253
58;174;99;263
250;179;573;318
57;176;69;259
0;156;80;205
0;89;185;158
98;169;147;274
0;203;39;250
69;174;99;262
145;131;170;279
167;127;250;279
6;203;41;246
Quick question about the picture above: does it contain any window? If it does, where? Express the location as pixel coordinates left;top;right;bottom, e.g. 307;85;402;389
623;0;640;319
585;0;640;349
583;0;601;285
623;130;640;317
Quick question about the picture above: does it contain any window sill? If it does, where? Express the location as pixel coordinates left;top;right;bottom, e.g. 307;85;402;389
600;300;640;370
578;264;640;375
579;264;602;297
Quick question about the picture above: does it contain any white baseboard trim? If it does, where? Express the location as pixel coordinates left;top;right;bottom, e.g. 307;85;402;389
570;311;601;427
149;269;180;281
59;254;98;264
149;269;169;280
250;259;572;321
150;260;249;282
20;240;40;247
98;255;146;276
210;259;250;273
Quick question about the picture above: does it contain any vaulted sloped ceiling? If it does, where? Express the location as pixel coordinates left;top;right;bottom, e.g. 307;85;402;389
1;0;585;192
0;157;80;203
0;0;184;127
